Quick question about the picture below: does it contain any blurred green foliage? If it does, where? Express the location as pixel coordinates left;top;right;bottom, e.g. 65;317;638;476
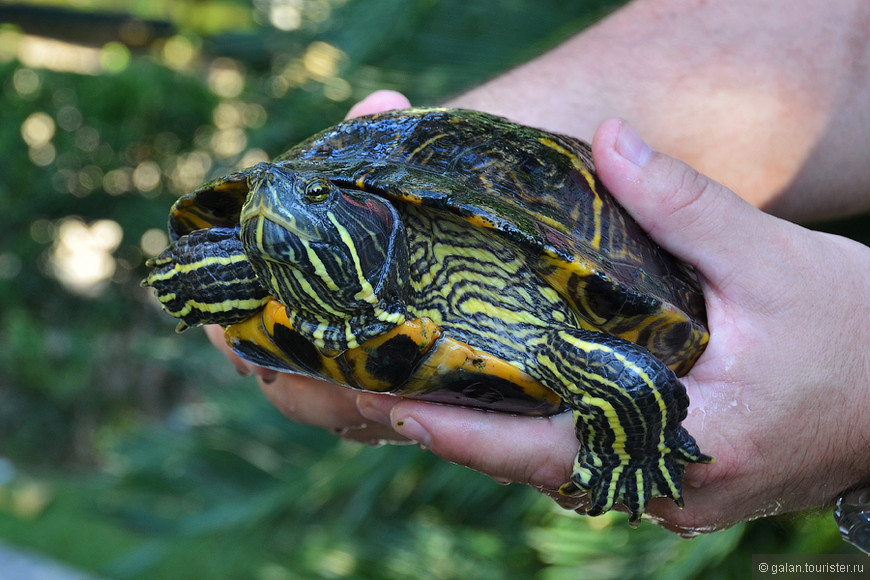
0;0;866;578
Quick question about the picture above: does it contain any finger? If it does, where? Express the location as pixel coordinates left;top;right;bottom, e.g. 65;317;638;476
259;373;361;428
358;393;578;489
345;90;411;119
204;324;252;376
260;376;408;443
204;325;372;430
591;118;766;283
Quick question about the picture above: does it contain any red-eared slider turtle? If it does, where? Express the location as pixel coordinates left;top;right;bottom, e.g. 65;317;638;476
143;107;711;524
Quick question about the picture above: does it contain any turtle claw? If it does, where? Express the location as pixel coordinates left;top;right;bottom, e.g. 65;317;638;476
559;440;703;526
559;464;653;524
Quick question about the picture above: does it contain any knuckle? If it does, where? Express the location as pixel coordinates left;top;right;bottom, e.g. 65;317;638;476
669;163;717;221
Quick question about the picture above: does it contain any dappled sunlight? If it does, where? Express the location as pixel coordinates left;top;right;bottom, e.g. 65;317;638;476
0;10;290;298
157;34;197;70
132;160;162;194
139;227;169;257
238;147;271;169
3;23;279;302
11;66;40;95
267;39;351;101
21;111;55;146
102;166;133;195
211;126;248;158
0;27;131;75
267;0;303;31
50;217;123;297
256;0;337;31
302;40;344;79
208;57;245;98
168;150;213;191
21;110;57;166
7;33;103;75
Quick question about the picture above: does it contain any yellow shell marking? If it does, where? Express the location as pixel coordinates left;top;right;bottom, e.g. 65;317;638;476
399;332;562;407
537;136;603;250
341;317;442;392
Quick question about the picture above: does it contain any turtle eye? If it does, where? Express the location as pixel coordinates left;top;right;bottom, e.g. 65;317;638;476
304;180;332;204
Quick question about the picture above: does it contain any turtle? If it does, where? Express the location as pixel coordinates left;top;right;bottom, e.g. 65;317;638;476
142;107;712;525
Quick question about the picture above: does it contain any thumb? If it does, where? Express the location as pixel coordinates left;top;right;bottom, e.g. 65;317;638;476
345;90;411;119
591;119;763;281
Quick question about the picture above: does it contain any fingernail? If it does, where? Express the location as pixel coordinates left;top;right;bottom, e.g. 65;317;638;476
614;121;653;167
235;364;250;377
394;416;432;448
259;371;277;384
357;395;396;426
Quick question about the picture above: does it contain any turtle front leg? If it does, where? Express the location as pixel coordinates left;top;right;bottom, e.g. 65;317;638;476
533;328;712;525
142;226;271;331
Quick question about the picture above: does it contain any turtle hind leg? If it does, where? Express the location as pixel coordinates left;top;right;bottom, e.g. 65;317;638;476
555;408;665;525
532;327;712;525
559;413;709;525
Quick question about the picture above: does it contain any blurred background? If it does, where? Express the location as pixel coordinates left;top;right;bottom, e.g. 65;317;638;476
0;1;866;578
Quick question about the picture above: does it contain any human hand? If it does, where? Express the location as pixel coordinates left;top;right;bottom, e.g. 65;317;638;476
355;118;870;534
204;90;413;445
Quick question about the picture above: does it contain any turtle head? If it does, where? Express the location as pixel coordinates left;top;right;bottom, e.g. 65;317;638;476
240;162;408;352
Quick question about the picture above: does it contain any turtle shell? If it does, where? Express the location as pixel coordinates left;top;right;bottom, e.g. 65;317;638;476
168;107;707;374
151;107;714;522
170;108;708;374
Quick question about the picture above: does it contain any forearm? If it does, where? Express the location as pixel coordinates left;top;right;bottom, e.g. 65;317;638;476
448;0;870;223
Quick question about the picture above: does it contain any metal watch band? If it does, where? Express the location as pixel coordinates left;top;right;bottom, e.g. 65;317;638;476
834;485;870;555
